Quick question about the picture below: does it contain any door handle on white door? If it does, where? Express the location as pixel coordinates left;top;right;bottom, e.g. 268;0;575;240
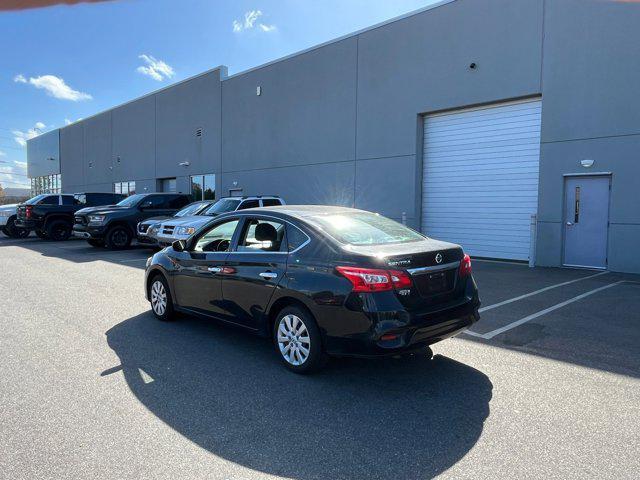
259;272;278;279
207;266;222;273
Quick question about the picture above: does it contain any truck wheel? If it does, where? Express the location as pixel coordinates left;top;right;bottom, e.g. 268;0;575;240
105;225;132;250
87;239;104;248
6;217;29;239
35;229;48;239
0;227;9;237
47;220;72;241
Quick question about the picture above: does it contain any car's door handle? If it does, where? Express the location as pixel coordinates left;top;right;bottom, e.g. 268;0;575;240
208;266;222;273
259;272;278;279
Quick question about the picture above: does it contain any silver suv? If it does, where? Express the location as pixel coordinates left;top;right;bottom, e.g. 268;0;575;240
147;196;285;247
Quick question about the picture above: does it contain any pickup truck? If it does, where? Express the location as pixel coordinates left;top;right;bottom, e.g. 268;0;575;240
73;193;192;249
16;192;125;241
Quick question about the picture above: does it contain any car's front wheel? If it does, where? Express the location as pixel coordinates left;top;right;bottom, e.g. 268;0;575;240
149;275;175;321
47;220;72;241
273;306;327;374
5;217;29;239
105;225;132;250
35;229;48;239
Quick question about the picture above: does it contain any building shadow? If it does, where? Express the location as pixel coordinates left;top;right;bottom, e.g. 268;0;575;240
104;312;492;480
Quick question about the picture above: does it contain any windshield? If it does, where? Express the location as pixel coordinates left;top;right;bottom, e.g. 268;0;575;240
24;195;48;205
175;202;208;217
115;194;145;207
307;212;425;246
204;199;241;216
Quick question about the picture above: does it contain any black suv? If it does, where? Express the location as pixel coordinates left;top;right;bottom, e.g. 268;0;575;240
15;192;125;241
73;193;192;249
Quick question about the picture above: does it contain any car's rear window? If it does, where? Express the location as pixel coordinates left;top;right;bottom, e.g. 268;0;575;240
306;212;425;246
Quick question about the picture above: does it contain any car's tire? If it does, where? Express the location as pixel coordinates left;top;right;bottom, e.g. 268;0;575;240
104;225;132;250
5;217;29;238
35;229;48;239
273;305;328;374
149;274;175;321
46;220;72;241
87;239;104;248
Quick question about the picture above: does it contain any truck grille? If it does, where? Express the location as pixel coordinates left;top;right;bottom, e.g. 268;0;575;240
162;225;175;235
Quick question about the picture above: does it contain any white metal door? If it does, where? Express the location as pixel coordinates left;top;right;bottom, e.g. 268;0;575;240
421;98;542;260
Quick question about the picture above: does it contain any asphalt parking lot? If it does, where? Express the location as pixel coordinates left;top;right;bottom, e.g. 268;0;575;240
1;235;639;479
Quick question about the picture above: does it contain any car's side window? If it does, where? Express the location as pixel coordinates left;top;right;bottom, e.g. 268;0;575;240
193;219;240;253
39;195;59;205
141;195;166;210
237;199;259;210
237;218;286;253
168;195;190;209
286;224;309;252
261;199;281;207
62;195;75;205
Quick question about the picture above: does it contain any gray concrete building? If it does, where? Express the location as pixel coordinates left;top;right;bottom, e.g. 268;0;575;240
26;0;640;273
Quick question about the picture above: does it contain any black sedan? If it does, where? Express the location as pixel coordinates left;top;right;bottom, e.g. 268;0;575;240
145;205;480;373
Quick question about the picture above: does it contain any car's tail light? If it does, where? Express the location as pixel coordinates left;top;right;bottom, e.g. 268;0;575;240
25;206;33;219
459;254;472;277
389;270;412;289
336;267;392;292
336;267;413;292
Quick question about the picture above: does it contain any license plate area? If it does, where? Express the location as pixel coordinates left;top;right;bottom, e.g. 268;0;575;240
412;268;457;297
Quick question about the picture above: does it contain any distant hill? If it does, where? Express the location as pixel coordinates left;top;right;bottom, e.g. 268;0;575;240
0;186;31;205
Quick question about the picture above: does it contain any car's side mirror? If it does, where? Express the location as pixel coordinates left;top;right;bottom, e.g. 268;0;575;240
172;239;187;252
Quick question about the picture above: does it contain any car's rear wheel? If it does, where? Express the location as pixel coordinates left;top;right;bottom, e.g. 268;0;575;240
149;275;175;321
47;220;72;241
35;229;48;239
87;239;104;247
105;225;132;250
273;306;327;374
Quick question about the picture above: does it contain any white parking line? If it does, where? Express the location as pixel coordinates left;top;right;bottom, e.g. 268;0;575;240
468;281;626;340
478;271;610;313
117;257;149;263
138;368;155;384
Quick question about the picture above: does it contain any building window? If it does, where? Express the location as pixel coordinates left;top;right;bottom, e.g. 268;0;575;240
114;181;136;196
190;174;215;201
30;174;62;195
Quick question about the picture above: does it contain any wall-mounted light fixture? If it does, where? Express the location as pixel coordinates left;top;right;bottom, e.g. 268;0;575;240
179;161;191;167
232;180;238;187
580;159;595;168
256;86;262;96
46;157;56;162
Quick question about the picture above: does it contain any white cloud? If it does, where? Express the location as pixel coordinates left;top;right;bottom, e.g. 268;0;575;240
232;10;276;33
0;150;5;157
136;54;175;81
12;122;46;147
0;161;29;188
15;74;92;101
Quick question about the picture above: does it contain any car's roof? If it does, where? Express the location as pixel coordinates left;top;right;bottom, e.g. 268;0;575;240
219;195;282;200
247;204;370;220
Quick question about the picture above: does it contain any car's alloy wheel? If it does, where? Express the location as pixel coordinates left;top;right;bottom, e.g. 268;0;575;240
105;226;131;249
273;306;327;373
149;275;175;321
151;280;168;316
35;229;48;239
277;314;311;366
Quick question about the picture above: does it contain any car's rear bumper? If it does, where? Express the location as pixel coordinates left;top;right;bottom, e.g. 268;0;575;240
321;276;480;357
14;219;38;230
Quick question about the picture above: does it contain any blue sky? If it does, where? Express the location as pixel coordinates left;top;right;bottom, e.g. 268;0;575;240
0;0;438;189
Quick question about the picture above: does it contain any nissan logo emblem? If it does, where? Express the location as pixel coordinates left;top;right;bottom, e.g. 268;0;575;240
435;253;443;264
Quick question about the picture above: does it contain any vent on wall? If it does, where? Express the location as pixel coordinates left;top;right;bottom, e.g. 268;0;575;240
195;127;203;137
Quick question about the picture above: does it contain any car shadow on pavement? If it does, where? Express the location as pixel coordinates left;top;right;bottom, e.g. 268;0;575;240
104;312;493;480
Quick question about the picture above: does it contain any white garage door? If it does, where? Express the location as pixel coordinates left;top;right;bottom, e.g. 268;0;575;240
421;98;541;260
